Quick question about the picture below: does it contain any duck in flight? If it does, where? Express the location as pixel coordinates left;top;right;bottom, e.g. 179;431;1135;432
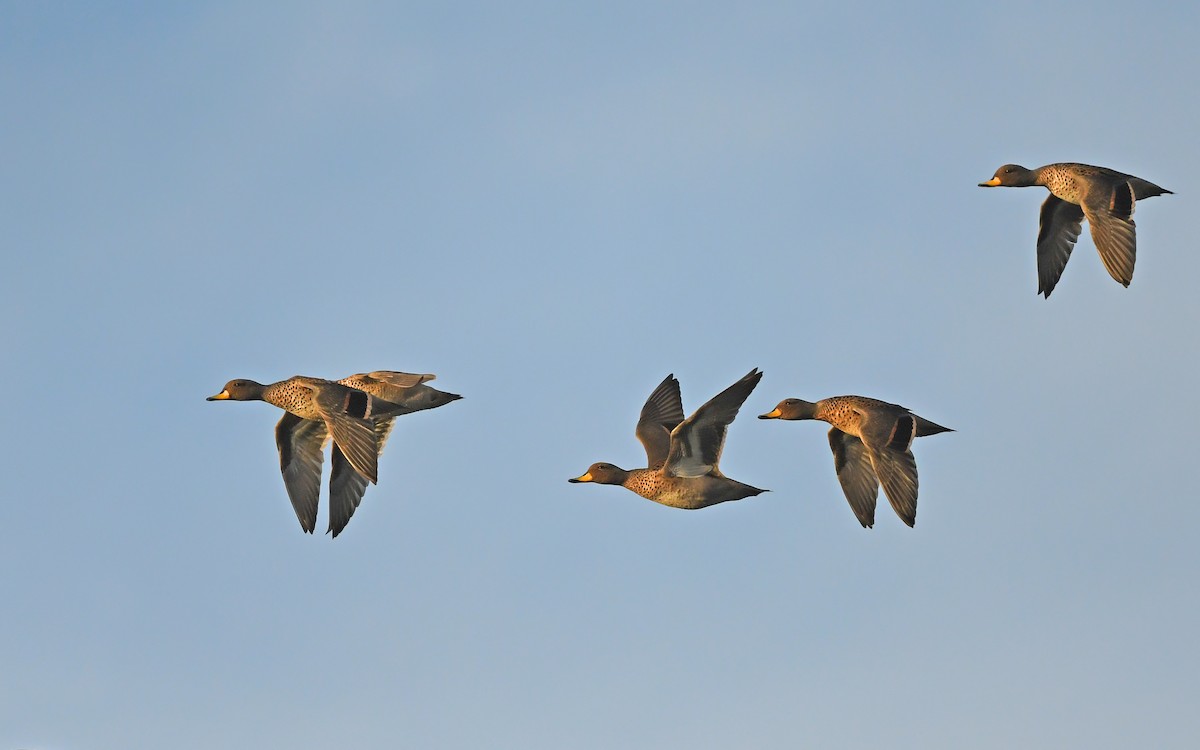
208;372;460;537
979;163;1171;297
760;395;951;528
570;369;767;509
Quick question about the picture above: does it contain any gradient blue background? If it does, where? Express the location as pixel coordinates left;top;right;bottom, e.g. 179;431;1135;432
4;3;1198;748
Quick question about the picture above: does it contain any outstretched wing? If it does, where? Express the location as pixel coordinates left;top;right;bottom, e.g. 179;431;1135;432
856;408;919;527
1037;195;1084;298
312;383;380;483
635;374;685;469
867;446;919;527
828;428;879;528
326;417;399;537
275;413;327;534
1082;181;1137;287
665;369;761;478
339;372;461;416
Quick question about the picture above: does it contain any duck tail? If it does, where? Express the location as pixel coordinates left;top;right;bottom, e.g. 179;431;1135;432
915;416;953;437
1129;178;1172;200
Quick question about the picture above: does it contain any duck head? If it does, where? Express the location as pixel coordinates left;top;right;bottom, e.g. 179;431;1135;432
568;462;630;485
979;164;1035;187
207;379;266;401
758;398;817;421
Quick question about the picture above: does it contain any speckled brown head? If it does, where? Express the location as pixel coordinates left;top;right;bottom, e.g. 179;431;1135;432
207;379;266;401
568;462;630;485
758;398;817;421
979;164;1036;187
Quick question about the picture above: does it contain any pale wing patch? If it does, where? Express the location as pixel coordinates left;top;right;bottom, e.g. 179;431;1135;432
664;369;761;478
665;423;718;478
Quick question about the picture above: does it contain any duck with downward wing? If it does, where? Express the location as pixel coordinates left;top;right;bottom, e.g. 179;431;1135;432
979;162;1171;297
320;372;461;536
759;395;951;528
208;372;460;537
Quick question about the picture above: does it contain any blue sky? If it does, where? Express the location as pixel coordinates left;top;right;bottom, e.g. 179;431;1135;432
3;2;1198;748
